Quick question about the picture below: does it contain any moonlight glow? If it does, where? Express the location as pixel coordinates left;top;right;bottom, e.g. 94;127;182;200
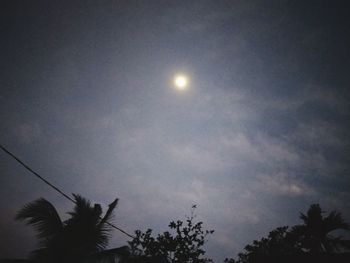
174;75;189;90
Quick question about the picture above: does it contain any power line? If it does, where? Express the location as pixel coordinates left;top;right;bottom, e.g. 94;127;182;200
0;144;76;203
0;144;134;239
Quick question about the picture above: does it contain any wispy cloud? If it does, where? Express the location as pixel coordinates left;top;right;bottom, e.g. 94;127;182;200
14;123;42;144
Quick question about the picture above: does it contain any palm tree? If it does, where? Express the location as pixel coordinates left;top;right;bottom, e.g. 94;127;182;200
291;204;350;254
16;194;118;263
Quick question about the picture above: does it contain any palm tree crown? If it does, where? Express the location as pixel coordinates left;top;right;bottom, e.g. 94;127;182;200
16;194;118;263
291;204;350;254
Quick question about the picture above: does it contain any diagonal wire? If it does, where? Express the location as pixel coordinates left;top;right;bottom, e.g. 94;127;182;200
0;143;134;239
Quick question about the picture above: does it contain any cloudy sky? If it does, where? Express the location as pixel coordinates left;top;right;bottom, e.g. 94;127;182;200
1;1;350;262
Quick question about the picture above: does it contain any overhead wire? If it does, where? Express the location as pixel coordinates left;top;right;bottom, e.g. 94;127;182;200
0;143;134;239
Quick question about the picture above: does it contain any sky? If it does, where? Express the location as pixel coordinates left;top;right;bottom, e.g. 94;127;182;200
1;1;350;262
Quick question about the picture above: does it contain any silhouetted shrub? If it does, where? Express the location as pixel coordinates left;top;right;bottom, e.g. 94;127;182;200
128;205;214;263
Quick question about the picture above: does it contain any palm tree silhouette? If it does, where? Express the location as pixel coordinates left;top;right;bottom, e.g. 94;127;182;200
16;194;118;263
291;204;350;254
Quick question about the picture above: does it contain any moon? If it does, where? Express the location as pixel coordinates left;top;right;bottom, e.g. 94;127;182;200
173;74;189;90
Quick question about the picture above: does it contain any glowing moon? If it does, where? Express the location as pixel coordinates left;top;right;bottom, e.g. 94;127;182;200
173;74;189;90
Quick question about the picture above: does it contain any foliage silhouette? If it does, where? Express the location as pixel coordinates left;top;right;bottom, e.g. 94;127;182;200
226;204;350;263
128;205;214;263
291;204;350;254
224;226;303;263
13;199;350;263
16;194;118;263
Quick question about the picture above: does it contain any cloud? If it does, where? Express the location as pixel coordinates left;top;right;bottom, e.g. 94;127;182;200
253;172;315;197
168;143;224;173
256;83;350;115
14;123;42;144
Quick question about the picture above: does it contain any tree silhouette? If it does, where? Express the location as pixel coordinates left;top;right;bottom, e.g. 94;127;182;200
291;204;350;254
16;194;118;263
225;227;303;263
226;204;350;263
128;205;214;263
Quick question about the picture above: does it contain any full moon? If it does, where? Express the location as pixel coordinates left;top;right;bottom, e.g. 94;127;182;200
173;74;189;90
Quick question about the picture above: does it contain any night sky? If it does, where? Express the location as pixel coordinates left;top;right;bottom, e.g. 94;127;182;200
1;1;350;262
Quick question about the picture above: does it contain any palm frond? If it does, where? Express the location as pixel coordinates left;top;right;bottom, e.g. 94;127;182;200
93;198;119;250
17;194;118;257
64;195;117;252
324;211;350;232
99;198;118;226
68;194;95;217
15;198;63;240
